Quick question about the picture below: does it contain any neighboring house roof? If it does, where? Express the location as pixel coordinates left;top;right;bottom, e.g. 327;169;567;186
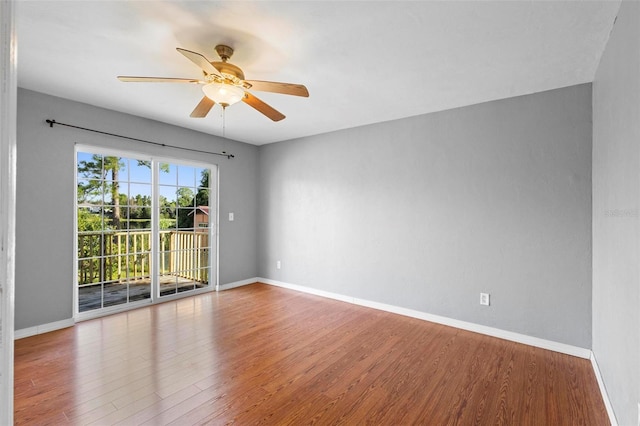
187;206;209;216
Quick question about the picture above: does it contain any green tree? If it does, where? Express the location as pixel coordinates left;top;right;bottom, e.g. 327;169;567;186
195;169;210;207
77;209;102;232
176;187;195;229
128;194;151;229
177;187;195;207
77;155;124;229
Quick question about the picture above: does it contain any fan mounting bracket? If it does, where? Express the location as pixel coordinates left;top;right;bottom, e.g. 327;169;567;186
215;44;234;62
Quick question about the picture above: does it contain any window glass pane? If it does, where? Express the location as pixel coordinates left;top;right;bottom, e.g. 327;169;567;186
195;187;209;208
127;233;149;255
77;179;103;205
126;253;142;278
78;259;101;285
129;183;152;230
159;162;176;185
103;282;128;307
159;214;175;231
78;283;103;312
130;211;151;229
178;280;196;293
160;274;177;296
77;233;103;259
77;153;103;179
130;160;151;183
137;252;151;275
103;254;120;282
130;281;151;302
178;165;196;187
117;207;130;230
159;185;176;205
177;209;194;229
100;212;115;233
129;183;152;205
77;207;101;232
196;168;209;188
195;268;209;285
117;157;129;182
102;208;120;230
103;182;116;206
176;187;195;208
159;250;171;274
103;156;125;181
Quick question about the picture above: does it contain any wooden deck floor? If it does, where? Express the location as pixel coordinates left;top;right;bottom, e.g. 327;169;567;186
15;283;608;425
79;276;207;312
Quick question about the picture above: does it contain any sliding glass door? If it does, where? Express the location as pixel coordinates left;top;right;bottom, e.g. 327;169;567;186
75;148;216;316
158;161;212;296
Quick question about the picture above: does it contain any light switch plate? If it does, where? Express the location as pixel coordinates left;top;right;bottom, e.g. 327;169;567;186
480;293;490;306
229;212;234;221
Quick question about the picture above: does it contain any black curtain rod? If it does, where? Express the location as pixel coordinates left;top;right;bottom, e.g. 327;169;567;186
45;119;235;159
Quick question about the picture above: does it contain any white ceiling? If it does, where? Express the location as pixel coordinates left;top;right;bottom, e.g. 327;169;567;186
17;1;620;145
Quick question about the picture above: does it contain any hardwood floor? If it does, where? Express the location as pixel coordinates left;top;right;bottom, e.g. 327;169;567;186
15;283;608;425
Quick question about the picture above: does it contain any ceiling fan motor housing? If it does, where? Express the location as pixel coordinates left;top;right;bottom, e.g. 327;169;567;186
209;44;244;83
211;61;245;82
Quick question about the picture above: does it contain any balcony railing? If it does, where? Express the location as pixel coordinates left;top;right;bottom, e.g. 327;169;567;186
77;230;209;286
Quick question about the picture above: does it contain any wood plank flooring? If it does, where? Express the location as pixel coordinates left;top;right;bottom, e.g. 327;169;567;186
14;283;609;425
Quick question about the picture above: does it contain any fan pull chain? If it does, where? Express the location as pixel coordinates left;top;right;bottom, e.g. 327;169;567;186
221;106;230;157
222;106;226;139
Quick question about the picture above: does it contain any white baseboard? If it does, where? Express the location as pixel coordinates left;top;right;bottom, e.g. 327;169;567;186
590;352;618;426
259;278;591;359
218;277;259;291
261;278;353;303
15;318;75;340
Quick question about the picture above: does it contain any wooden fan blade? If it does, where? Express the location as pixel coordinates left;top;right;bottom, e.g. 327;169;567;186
176;48;222;77
244;80;309;97
117;76;203;84
242;92;285;122
190;96;215;118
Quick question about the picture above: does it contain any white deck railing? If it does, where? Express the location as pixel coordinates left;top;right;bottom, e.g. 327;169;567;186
78;230;209;285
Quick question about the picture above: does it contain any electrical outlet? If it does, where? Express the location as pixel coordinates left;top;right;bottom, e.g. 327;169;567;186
276;260;281;270
480;293;490;306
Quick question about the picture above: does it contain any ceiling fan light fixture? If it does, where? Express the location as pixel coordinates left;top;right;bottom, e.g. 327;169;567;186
202;82;245;107
119;45;307;121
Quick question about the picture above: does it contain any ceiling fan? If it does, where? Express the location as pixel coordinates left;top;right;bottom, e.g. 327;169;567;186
117;44;309;122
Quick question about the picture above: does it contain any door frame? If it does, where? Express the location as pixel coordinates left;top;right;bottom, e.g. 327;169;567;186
0;0;17;423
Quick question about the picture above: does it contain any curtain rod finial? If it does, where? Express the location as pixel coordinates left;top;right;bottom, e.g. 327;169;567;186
46;119;56;128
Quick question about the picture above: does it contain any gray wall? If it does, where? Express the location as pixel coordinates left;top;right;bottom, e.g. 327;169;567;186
592;2;640;425
258;84;593;348
15;88;259;330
